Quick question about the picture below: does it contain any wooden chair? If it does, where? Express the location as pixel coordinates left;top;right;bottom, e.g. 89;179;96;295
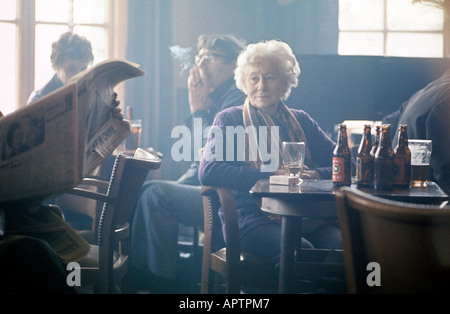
63;151;161;293
200;186;280;294
335;187;450;294
200;186;348;294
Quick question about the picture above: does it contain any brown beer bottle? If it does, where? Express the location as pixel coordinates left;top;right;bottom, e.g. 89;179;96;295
374;124;394;190
332;124;352;187
356;124;372;187
369;125;381;188
393;124;411;187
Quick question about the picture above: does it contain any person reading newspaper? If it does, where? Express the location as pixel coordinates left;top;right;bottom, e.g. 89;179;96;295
0;110;78;293
0;58;144;293
0;93;124;294
0;59;143;203
27;31;94;104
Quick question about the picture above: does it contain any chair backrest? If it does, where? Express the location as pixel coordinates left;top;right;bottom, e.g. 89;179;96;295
200;186;279;294
201;186;222;251
203;186;260;293
202;187;239;254
336;187;450;294
97;153;160;244
67;151;161;293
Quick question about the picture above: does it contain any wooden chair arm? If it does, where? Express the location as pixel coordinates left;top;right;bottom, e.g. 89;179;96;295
66;188;112;203
80;178;110;189
200;186;218;197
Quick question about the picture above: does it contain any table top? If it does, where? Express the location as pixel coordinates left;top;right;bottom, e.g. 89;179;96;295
250;179;449;204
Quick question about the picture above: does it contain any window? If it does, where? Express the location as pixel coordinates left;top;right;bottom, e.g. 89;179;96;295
0;0;18;116
0;0;127;116
339;0;445;57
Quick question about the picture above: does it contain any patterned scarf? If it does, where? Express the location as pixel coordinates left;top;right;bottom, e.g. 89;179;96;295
242;97;311;169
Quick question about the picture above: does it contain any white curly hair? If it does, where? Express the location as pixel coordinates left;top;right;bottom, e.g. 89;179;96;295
234;39;301;100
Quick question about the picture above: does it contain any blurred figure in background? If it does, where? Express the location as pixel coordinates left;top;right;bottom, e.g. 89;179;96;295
27;31;94;104
131;34;246;293
383;69;450;194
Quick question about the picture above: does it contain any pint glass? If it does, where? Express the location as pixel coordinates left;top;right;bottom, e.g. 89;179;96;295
125;119;142;151
408;139;432;187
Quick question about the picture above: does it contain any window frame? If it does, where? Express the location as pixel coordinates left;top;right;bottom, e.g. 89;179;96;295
9;0;127;112
338;0;450;57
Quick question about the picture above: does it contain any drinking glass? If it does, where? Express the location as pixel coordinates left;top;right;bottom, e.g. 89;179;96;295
282;142;306;180
408;139;432;187
125;119;142;151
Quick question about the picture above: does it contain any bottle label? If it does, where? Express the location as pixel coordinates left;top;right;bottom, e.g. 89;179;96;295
332;157;345;182
356;158;362;182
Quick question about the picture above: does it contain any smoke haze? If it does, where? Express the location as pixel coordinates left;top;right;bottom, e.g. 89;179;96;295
169;45;193;75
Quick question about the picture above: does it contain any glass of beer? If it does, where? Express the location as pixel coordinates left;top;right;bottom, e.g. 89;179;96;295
282;142;305;180
408;139;432;187
125;119;142;152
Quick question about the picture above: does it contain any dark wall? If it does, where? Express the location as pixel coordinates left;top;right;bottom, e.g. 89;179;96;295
172;0;338;55
285;55;450;136
125;0;176;179
176;55;450;137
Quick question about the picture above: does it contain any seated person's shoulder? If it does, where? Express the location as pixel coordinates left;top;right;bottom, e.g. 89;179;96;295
213;105;244;127
430;99;450;119
217;105;244;117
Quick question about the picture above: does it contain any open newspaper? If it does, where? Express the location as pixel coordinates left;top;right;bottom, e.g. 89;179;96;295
0;59;145;203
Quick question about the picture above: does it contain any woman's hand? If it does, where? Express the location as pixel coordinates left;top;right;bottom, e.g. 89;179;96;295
273;165;321;179
300;165;321;180
187;66;213;114
273;168;287;176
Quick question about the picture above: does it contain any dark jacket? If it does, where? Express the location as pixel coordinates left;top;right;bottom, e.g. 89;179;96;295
383;72;450;194
27;74;64;104
177;77;246;185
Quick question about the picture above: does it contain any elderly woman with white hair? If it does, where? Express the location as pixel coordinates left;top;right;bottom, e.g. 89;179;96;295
198;40;342;263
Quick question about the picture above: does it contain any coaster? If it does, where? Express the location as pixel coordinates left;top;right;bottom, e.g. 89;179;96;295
269;175;299;186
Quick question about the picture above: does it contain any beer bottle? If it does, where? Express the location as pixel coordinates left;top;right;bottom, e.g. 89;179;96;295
332;124;352;187
393;124;411;187
374;124;394;190
369;125;381;188
356;124;372;187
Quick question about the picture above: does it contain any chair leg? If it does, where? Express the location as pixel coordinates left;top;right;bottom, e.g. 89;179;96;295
213;272;223;293
226;276;241;294
200;259;211;294
190;227;200;293
120;271;135;294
